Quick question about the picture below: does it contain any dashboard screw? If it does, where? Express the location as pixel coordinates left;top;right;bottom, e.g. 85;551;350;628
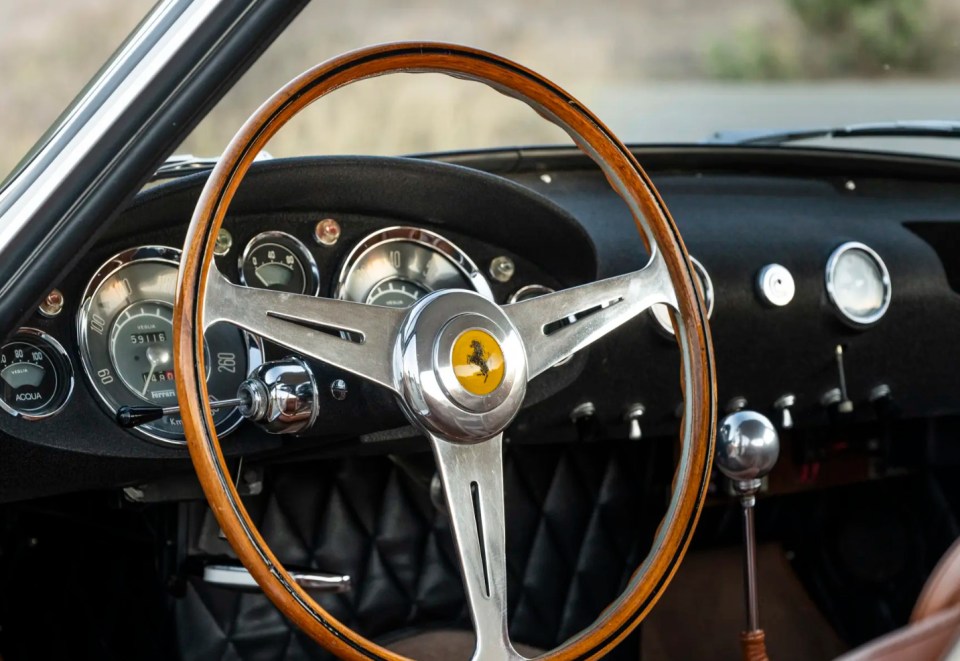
38;289;64;318
213;228;233;256
330;378;348;401
489;255;515;283
315;218;341;246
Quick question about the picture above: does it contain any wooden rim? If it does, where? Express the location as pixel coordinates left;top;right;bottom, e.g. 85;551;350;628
174;42;716;660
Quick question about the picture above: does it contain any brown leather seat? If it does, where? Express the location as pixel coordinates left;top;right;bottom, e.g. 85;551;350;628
386;538;960;661
838;538;960;661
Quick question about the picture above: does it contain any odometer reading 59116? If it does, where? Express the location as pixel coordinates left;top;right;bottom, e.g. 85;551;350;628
78;246;260;445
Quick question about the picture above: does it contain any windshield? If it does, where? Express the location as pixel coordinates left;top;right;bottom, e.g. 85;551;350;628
4;0;960;180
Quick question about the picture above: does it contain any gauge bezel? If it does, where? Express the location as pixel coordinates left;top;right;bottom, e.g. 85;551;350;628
649;256;714;336
825;241;892;328
0;328;75;421
334;226;494;304
507;284;555;304
78;245;262;445
238;230;320;296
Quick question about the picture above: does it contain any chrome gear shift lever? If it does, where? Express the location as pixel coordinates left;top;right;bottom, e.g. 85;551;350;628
715;410;780;661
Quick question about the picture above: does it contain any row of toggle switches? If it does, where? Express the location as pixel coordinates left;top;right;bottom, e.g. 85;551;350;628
572;343;895;442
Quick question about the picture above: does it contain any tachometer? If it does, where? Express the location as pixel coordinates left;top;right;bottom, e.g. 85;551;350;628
78;246;261;445
335;226;492;308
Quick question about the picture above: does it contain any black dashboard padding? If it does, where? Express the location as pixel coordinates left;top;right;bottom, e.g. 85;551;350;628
5;148;960;501
117;156;597;287
0;156;597;501
177;441;667;659
505;166;960;439
905;222;960;295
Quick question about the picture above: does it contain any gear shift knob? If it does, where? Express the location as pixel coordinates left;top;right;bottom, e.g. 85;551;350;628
716;410;780;496
714;410;780;659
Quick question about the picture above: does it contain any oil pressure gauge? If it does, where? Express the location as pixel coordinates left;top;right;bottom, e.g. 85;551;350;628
0;328;74;420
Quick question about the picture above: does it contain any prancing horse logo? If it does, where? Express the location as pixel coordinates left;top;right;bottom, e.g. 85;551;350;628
467;339;490;382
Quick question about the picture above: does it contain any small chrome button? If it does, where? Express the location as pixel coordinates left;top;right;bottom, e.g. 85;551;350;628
213;228;233;257
756;264;795;307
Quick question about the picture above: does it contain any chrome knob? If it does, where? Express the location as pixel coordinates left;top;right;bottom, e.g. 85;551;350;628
715;410;780;496
239;357;319;434
717;410;780;641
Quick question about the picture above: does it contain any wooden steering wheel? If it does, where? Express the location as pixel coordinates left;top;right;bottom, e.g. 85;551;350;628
174;43;716;660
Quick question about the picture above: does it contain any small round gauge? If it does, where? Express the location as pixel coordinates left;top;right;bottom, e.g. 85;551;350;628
825;241;891;327
79;246;261;445
336;226;493;307
649;257;715;336
508;284;555;304
240;231;319;295
0;329;73;420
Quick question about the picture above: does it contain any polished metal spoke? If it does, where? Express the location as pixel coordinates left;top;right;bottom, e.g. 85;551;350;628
504;251;675;378
430;432;524;661
203;267;404;391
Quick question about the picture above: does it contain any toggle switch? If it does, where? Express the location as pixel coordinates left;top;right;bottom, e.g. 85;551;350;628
869;384;898;421
821;345;854;414
623;403;646;441
571;402;599;443
773;393;796;430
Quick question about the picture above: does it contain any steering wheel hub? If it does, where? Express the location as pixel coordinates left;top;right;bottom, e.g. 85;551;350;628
396;289;527;442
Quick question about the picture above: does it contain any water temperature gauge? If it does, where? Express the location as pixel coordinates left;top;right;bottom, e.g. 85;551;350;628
0;328;74;420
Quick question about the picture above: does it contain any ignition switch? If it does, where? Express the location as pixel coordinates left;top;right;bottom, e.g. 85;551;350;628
238;357;319;434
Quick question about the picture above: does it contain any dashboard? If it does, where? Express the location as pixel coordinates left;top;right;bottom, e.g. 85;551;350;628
1;146;960;502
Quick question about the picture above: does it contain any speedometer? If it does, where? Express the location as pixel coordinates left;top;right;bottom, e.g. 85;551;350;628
78;246;261;445
335;227;492;308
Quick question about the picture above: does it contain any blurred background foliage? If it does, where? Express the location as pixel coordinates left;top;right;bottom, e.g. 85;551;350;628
2;0;959;177
707;0;960;79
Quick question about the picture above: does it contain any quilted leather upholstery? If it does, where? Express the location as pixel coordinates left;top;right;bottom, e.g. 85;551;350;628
175;440;665;660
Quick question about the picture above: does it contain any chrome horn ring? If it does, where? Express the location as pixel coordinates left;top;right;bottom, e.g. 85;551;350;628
395;289;528;444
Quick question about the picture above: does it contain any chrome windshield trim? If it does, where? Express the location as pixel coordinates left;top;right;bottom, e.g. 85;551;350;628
0;0;237;265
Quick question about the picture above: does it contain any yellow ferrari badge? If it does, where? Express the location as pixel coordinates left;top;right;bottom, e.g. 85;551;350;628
452;329;505;396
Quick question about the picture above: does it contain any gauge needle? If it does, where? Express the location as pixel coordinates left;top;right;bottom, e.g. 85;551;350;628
141;345;171;396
